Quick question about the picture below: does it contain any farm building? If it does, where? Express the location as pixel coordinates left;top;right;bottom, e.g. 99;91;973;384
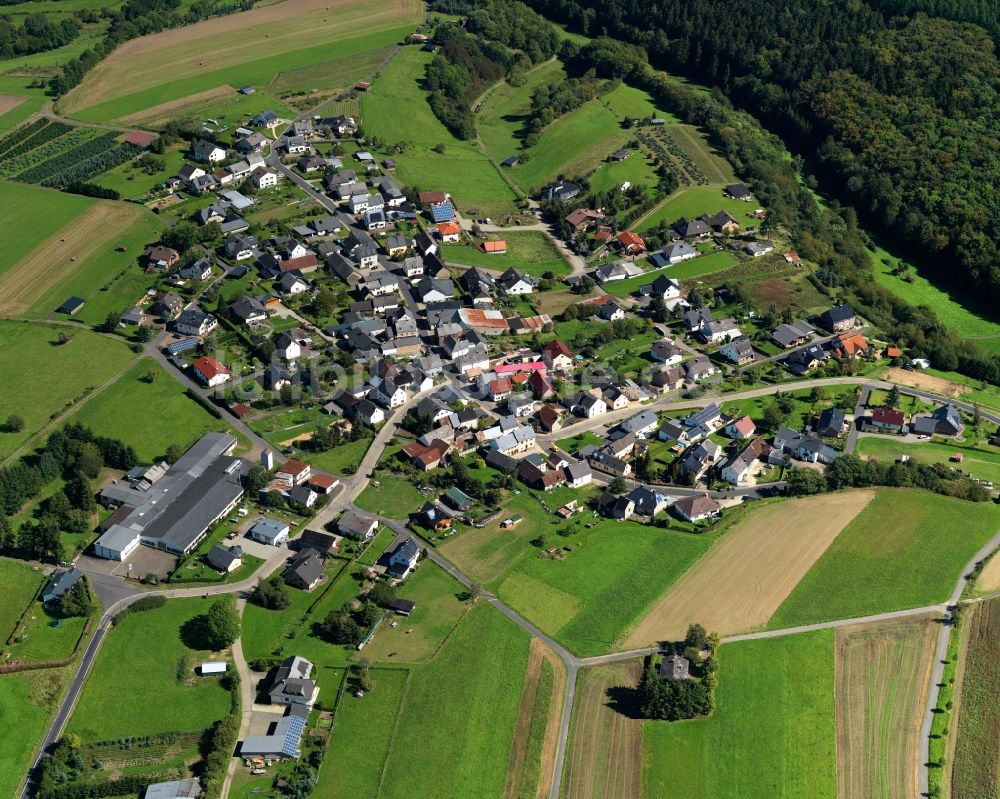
56;296;85;315
249;518;290;546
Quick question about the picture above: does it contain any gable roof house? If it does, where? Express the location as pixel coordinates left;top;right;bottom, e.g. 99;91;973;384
337;510;378;540
594;260;630;283
192;139;227;163
703;209;741;233
725;415;757;439
772;426;841;465
771;320;816;349
192;355;230;387
679;439;722;479
207;544;243;573
388;537;420;579
146;246;180;271
639;274;682;301
230;296;268;327
816;407;846;437
673;493;720;522
819;303;857;332
672;217;710;239
617;230;646;254
785;342;829;375
173;309;217;337
720;437;770;484
699;318;742;345
497;268;536;295
719;336;755;365
864;407;906;432
283;548;325;591
42;568;82;603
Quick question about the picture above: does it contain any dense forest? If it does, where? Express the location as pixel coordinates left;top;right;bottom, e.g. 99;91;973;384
525;0;1000;300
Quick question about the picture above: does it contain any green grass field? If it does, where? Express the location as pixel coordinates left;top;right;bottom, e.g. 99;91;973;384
0;669;68;799
8;606;88;662
69;357;235;463
67;597;232;741
64;17;418;123
361;48;519;216
376;606;530;798
769;490;1000;628
299;435;373;476
354;474;425;519
637;185;760;232
440;231;570;277
0;321;134;462
0;183;93;278
318;667;409;798
90;147;188;198
241;576;322;663
643;629;837;798
868;244;998;341
0;559;44;641
857;437;1000;485
495;518;712;655
24;208;166;326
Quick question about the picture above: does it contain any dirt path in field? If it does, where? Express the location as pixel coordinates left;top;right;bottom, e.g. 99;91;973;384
884;367;970;398
119;86;235;125
0;94;25;118
562;661;643;799
505;639;566;799
835;616;938;799
623;491;876;647
0;202;143;316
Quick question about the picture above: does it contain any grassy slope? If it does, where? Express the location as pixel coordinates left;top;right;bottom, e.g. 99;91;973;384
377;605;530;799
643;629;838;798
440;231;570;277
67;597;231;740
0;183;93;278
857;437;1000;485
69;357;233;463
25;209;166;326
496;520;712;656
0;321;134;461
637;185;760;232
769;490;1000;628
361;48;519;216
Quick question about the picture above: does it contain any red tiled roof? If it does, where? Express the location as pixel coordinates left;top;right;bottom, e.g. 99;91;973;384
617;230;646;250
871;407;905;426
437;222;460;235
309;474;339;489
491;377;513;395
731;415;756;435
544;340;572;358
192;355;228;380
480;240;506;253
419;191;448;205
279;254;319;273
279;459;310;476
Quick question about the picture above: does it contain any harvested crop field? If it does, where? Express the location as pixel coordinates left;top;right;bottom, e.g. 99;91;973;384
835;616;937;799
623;491;875;646
0;201;144;315
563;660;643;799
0;94;25;117
975;550;1000;593
118;85;234;125
951;597;1000;799
884;367;970;398
60;0;422;116
504;639;564;799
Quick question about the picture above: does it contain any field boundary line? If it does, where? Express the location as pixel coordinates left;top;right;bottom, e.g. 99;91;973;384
373;668;413;797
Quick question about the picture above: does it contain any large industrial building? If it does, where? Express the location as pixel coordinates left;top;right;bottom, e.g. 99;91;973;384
93;433;249;560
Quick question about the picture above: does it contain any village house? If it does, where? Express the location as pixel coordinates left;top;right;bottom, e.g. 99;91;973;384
819;303;857;332
720;438;770;484
191;355;230;388
673;494;720;522
337;510;379;540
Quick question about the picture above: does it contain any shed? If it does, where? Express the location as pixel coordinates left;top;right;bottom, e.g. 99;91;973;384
56;296;85;315
200;661;228;675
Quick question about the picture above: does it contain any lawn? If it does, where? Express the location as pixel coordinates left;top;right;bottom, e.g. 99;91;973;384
856;436;1000;486
299;434;373;475
769;490;1000;628
0;559;44;642
835;617;938;799
8;603;90;663
376;605;531;798
67;597;232;741
643;629;837;798
587;149;660;195
354;474;425;519
241;577;322;663
361;47;520;216
440;231;570;277
0;669;69;799
0;182;92;278
0;321;134;462
951;597;1000;799
495;518;713;655
91;146;188;198
61;0;422;122
70;357;236;463
554;431;603;454
637;185;761;233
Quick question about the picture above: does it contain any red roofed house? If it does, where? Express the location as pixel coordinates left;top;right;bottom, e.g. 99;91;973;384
673;493;720;522
437;222;461;242
276;459;311;486
594;229;613;243
279;254;319;273
783;252;801;265
308;474;340;494
831;332;870;359
489;377;513;401
401;439;450;471
229;402;252;419
479;240;507;254
418;191;449;206
529;370;555;400
495;362;547;375
617;230;646;255
542;340;573;371
192;355;230;388
867;407;906;432
725;415;757;440
565;208;603;234
125;131;157;149
886;346;902;358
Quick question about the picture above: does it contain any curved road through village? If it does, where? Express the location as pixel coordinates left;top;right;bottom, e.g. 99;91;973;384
17;368;1000;799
